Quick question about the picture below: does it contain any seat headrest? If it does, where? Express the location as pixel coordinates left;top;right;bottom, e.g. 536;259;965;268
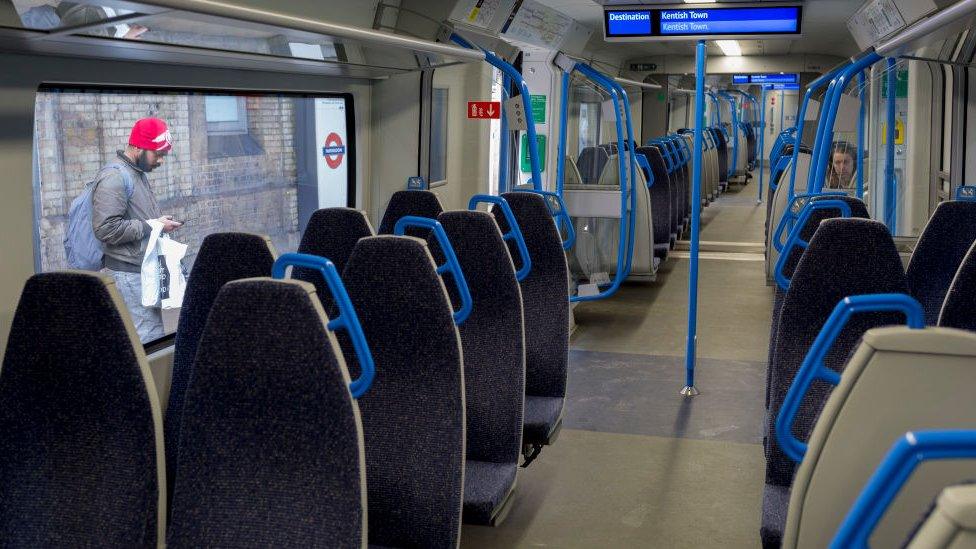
909;201;976;325
297;208;374;308
377;190;444;235
939;240;976;331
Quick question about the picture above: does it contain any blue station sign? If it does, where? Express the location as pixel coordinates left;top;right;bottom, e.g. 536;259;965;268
605;4;802;41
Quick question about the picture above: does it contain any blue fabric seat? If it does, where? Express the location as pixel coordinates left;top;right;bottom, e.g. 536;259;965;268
939;240;976;331
766;196;870;408
433;210;525;526
296;207;374;311
494;192;570;452
377;190;443;236
167;279;365;547
166;232;275;503
0;272;166;546
341;236;465;547
636;146;675;258
762;218;908;548
907;201;976;325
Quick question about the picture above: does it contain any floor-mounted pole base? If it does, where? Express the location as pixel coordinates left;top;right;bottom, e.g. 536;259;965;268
680;385;701;397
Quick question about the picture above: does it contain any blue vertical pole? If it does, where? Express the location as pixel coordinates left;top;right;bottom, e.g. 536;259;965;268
885;58;897;231
683;40;706;397
779;90;785;134
556;71;569;195
758;85;768;203
857;71;866;199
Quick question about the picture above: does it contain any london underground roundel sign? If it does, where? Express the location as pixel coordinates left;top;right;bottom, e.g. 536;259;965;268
322;132;346;169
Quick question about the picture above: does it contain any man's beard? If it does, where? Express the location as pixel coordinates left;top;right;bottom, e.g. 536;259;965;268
137;150;157;172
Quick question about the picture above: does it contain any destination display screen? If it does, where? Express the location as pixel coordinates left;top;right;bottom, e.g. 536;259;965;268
732;74;799;84
605;5;802;39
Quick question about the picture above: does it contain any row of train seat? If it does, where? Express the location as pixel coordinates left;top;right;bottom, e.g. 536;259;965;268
564;127;734;285
0;189;571;546
759;193;976;547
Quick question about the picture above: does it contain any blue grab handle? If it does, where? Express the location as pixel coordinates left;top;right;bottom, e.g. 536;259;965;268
831;429;976;548
523;188;576;250
775;293;924;463
774;199;853;291
393;216;473;325
272;253;375;398
468;194;532;281
635;153;653;187
772;192;848;253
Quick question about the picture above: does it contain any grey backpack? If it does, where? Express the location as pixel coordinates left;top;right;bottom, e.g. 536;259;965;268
64;163;134;271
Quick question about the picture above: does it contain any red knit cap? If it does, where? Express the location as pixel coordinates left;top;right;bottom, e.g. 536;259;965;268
128;118;172;152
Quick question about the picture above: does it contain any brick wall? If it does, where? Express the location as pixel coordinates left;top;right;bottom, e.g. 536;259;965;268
35;90;300;271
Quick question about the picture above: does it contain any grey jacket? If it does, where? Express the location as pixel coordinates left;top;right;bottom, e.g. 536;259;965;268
91;151;162;273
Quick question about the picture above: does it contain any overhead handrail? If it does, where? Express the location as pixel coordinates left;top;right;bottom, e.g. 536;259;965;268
774;199;853;291
393;216;473;324
772;191;848;253
449;33;542;192
775;293;924;462
468;194;532;281
272;252;376;398
832;429;976;548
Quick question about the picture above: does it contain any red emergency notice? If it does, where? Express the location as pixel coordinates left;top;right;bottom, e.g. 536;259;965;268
467;101;501;119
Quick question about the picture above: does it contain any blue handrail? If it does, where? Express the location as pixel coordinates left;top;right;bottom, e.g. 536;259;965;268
556;70;570;196
523;188;576;250
272;253;376;398
772;191;848;253
718;92;740;176
684;39;707;393
774;199;853;291
758;85;769;203
809;51;884;194
856;71;866;199
565;61;636;302
787;63;848;203
775;293;924;462
393;216;473;324
832;429;976;548
468;194;532;281
449;33;542;191
608;76;640;280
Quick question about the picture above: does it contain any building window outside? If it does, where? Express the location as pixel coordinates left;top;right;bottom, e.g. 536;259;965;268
205;95;248;135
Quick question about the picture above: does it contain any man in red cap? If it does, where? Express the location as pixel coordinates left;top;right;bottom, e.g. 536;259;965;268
92;117;181;342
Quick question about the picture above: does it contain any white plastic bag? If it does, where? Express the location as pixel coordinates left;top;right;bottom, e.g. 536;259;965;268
141;220;164;307
140;220;188;309
158;236;188;309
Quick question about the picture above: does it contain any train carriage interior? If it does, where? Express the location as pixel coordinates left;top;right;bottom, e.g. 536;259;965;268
4;0;976;547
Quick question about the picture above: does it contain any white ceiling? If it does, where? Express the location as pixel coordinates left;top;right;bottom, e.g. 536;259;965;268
534;0;863;64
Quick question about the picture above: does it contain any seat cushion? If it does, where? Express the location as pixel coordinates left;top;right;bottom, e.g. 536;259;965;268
761;483;791;549
523;395;563;444
463;460;518;525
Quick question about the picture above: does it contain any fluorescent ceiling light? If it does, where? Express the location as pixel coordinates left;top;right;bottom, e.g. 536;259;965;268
716;40;742;56
682;0;716;2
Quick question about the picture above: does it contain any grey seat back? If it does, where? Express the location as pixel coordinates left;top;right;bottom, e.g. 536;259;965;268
377;190;444;235
782;327;976;548
907;201;976;325
341;235;464;547
906;482;976;549
767;219;907;488
167;233;275;499
939;240;976;331
296;208;374;309
0;272;166;546
577;146;609;184
495;192;570;444
167;278;365;547
435;210;525;524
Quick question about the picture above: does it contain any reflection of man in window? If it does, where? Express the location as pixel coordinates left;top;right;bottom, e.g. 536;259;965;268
18;3;148;39
92;118;181;342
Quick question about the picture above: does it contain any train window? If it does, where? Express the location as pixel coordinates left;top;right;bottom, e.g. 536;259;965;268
31;86;355;343
430;87;449;184
579;102;601;152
